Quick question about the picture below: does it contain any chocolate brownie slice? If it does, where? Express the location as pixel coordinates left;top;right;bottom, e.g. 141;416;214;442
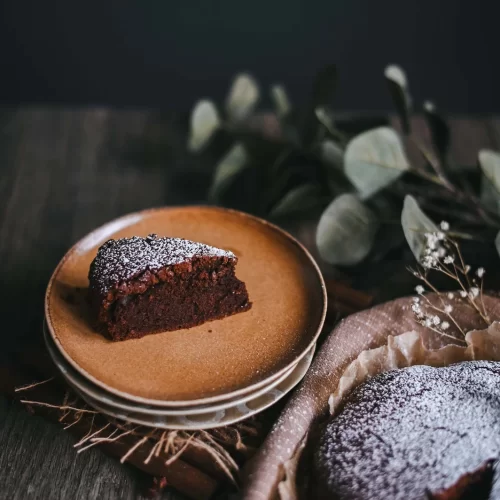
88;234;251;341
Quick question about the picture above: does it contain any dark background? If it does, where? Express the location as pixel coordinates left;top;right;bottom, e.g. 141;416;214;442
0;0;498;113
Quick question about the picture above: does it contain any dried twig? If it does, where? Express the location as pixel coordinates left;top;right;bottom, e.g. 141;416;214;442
16;384;259;487
19;400;98;414
14;377;54;392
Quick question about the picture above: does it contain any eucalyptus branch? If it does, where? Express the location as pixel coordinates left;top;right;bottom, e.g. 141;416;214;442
393;173;498;228
411;137;453;189
362;154;499;229
411;137;500;227
315;109;349;147
416;200;489;227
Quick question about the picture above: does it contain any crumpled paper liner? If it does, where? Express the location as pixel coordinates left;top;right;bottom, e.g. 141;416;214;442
241;295;500;500
329;324;500;414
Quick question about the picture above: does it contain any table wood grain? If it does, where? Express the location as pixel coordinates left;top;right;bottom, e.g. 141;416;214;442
1;108;499;499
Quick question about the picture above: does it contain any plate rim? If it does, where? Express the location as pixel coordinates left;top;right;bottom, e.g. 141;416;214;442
43;319;311;415
45;205;327;406
69;343;316;430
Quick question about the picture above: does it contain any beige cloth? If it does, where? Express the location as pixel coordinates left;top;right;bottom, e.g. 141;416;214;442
240;295;500;500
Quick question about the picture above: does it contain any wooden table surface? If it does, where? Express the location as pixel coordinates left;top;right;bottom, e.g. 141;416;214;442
1;108;499;499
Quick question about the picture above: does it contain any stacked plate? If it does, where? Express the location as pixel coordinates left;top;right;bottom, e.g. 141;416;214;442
44;207;326;430
43;321;315;430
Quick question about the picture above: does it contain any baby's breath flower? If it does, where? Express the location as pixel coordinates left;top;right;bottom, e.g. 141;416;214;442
411;303;423;317
409;229;490;339
426;237;437;251
422;256;435;269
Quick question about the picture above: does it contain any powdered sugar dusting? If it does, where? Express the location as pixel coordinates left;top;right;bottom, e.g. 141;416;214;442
315;361;500;499
89;234;235;294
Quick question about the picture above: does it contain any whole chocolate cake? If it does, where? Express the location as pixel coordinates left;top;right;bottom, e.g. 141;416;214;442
88;234;251;341
313;361;500;500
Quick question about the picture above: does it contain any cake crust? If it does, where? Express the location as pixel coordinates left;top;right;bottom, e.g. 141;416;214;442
88;234;251;340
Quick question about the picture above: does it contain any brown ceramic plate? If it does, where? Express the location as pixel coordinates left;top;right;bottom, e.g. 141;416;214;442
44;320;316;430
45;206;326;405
43;319;303;415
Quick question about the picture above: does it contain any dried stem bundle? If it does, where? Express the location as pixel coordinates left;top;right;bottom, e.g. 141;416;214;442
16;381;263;489
410;221;491;344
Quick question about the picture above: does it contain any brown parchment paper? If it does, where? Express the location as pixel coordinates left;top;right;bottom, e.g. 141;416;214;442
240;295;500;500
329;324;500;414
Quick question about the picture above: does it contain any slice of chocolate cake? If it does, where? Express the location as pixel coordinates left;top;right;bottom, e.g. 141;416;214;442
88;234;251;341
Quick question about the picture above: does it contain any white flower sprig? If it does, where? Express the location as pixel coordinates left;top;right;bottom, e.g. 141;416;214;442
410;221;490;343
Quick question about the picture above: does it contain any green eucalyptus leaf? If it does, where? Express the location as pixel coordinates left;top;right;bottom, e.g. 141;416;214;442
481;175;500;214
315;107;346;144
423;101;450;165
209;143;249;201
265;162;317;208
271;85;291;118
316;193;379;265
269;184;323;218
302;64;338;145
495;230;500;258
225;73;260;122
384;65;412;134
319;139;344;170
315;107;335;132
344;127;410;199
401;195;438;261
479;149;500;213
188;100;221;152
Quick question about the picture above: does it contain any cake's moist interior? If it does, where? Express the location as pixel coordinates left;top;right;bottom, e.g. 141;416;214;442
101;256;250;340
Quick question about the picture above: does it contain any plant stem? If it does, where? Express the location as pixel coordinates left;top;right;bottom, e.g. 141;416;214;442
411;137;500;227
416;275;466;336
